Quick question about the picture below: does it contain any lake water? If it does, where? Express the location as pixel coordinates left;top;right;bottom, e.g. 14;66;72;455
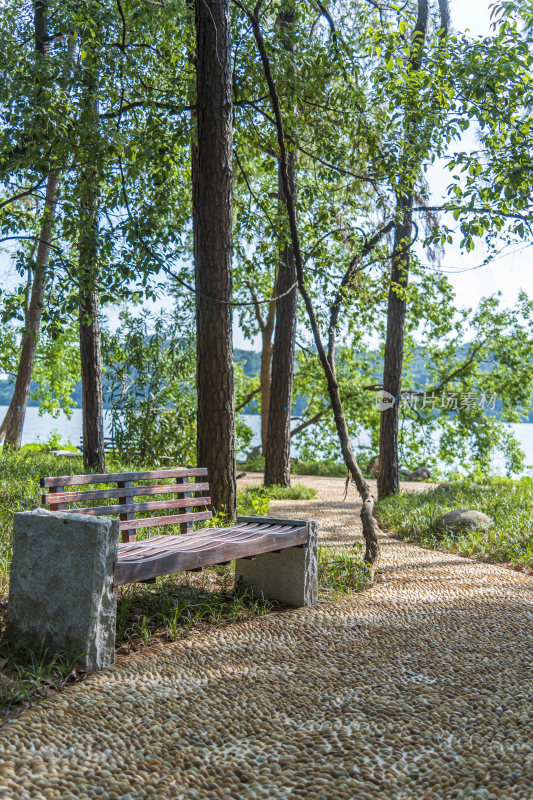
3;405;533;476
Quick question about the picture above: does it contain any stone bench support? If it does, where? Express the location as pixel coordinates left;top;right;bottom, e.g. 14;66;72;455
6;509;119;671
235;516;318;607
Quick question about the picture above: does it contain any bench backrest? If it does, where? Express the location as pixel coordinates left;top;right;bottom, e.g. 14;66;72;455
41;468;212;543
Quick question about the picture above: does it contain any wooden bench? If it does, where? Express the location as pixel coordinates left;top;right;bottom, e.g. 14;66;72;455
40;467;316;591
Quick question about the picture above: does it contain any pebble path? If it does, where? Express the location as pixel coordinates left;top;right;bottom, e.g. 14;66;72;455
0;476;532;799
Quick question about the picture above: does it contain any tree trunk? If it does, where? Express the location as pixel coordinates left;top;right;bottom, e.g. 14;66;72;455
264;2;298;487
378;194;412;499
193;0;236;518
260;299;275;454
78;48;104;472
1;172;60;447
79;282;105;472
78;184;105;472
264;163;297;486
377;0;429;500
0;0;59;447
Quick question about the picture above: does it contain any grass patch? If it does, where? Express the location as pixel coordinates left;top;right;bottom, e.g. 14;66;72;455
377;477;533;568
0;642;84;724
116;567;274;646
238;456;347;478
238;483;317;508
318;544;372;596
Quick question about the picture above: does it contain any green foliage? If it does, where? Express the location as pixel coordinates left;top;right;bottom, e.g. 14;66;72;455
377;479;533;567
318;544;372;596
239;484;317;506
292;460;348;478
103;309;197;465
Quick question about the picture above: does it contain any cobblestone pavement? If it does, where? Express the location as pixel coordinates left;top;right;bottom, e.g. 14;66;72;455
1;476;532;799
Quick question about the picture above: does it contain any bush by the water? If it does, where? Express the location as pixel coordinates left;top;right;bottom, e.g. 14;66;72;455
377;477;533;568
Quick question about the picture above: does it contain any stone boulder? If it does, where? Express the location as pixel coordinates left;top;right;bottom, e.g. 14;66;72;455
408;467;432;481
6;509;119;670
433;509;493;533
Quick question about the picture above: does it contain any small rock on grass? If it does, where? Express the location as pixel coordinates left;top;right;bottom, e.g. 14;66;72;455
433;509;493;532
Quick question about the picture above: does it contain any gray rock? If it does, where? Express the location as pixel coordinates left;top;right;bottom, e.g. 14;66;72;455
235;516;318;607
437;482;456;490
433;509;493;532
6;509;119;671
409;467;432;481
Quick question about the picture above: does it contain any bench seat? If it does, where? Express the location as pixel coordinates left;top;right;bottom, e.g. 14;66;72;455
114;520;308;585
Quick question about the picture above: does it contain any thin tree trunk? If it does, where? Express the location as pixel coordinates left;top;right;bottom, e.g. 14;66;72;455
264;1;298;488
377;0;430;500
239;1;381;561
194;0;236;518
0;0;59;446
78;47;105;472
245;278;276;454
260;296;276;454
1;172;60;447
264;162;297;485
378;194;412;498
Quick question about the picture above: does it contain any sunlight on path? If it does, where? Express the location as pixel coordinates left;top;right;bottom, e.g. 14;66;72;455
1;477;532;799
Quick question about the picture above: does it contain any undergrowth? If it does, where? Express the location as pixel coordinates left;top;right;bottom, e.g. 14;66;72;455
377;477;533;567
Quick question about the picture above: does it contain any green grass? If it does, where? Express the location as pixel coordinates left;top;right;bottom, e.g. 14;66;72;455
238;455;347;478
376;477;533;568
238;483;317;507
318;544;372;596
0;644;83;722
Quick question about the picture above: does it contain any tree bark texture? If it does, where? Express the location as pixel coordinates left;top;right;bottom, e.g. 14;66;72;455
78;49;105;472
378;194;412;499
259;295;276;454
78;171;105;472
193;0;236;518
1;171;60;447
264;158;297;486
264;2;298;488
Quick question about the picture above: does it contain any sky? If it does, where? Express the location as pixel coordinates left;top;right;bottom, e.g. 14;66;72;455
1;0;530;352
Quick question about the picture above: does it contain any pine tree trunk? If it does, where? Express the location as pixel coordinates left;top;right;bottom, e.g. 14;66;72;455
193;0;236;518
264;2;297;487
1;171;59;447
378;194;412;500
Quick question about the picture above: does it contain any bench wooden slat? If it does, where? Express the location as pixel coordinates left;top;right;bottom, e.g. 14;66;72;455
57;497;211;517
113;523;308;585
41;482;210;505
119;511;212;531
118;479;135;543
40;467;208;488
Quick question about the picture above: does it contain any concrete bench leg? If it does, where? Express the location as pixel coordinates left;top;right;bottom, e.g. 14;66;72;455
6;509;119;671
235;516;318;607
